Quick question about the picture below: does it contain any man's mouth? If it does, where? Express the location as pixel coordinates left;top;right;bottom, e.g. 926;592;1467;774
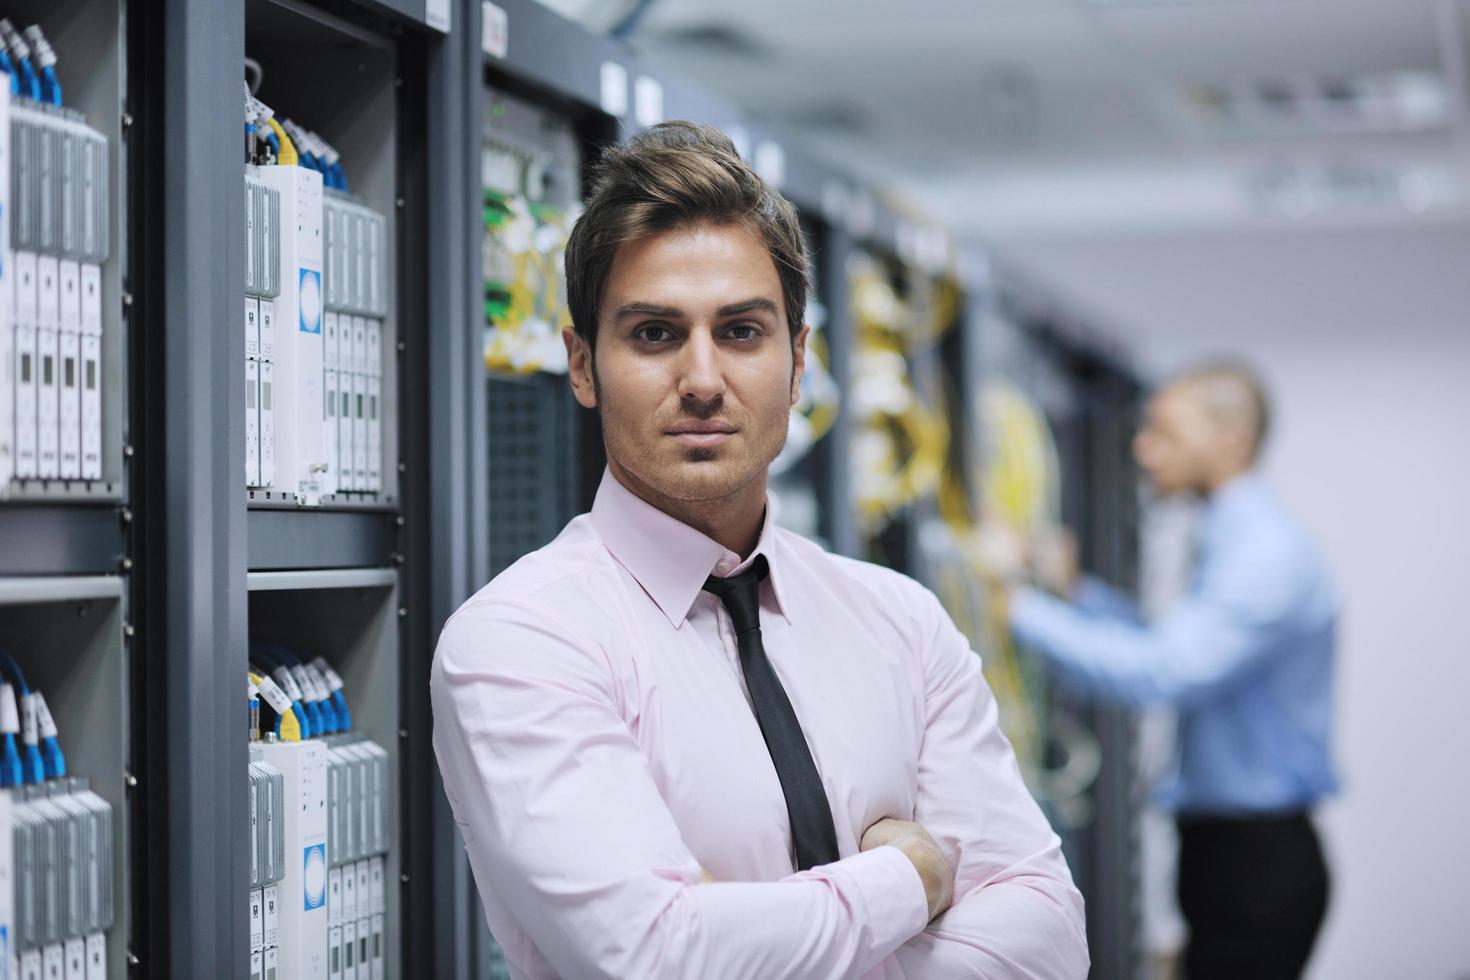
666;420;737;448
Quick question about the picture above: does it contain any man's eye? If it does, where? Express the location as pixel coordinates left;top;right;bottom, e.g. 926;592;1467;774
635;324;674;343
726;323;760;341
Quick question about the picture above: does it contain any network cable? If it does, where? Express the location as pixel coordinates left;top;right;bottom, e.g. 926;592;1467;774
1;652;48;784
251;643;318;738
0;682;23;787
270;643;339;734
311;656;352;731
21;24;60;107
0;19;41;102
249;670;302;742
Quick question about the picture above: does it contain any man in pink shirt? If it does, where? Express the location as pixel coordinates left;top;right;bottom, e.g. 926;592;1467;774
432;120;1088;979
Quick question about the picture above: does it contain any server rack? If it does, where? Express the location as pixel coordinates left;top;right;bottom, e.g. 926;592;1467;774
1050;332;1145;980
0;1;136;976
992;305;1146;980
0;0;467;976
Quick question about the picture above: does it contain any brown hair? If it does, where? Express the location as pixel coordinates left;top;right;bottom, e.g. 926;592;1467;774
564;121;809;357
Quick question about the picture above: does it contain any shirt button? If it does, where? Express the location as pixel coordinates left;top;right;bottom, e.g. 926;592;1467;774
715;559;732;574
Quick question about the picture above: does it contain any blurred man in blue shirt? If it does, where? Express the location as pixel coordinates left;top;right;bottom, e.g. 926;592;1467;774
1007;362;1337;980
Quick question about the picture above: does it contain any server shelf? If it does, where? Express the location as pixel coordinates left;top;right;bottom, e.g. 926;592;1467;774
247;509;399;573
0;506;122;577
0;576;130;978
247;569;403;980
243;0;404;511
0;0;129;504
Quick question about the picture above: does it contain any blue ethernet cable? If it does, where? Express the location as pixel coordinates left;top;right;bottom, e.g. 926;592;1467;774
250;644;313;739
256;642;329;738
22;25;60;107
273;643;335;734
0;653;47;784
0;28;40;103
275;647;327;736
33;691;64;780
287;644;340;735
0;684;22;788
300;655;340;734
271;643;337;734
40;64;59;106
312;654;353;732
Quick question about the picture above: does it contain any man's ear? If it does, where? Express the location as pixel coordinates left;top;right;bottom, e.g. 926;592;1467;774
790;324;810;406
564;326;598;409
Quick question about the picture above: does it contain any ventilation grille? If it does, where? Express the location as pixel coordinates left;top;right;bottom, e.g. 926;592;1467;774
486;373;582;578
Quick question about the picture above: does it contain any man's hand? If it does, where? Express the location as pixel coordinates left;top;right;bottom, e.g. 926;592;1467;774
1031;524;1079;599
860;818;955;922
974;520;1028;589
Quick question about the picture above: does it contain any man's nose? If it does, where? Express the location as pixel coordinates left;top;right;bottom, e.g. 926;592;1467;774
677;330;726;405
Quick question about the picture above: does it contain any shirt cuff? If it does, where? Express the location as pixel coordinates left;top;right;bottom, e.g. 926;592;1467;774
831;845;930;963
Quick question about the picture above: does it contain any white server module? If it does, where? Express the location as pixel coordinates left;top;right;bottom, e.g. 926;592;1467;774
321;192;388;500
79;265;102;481
256;739;329;980
7;94;109;491
0;788;12;978
58;261;81;479
245;176;281;491
35;255;59;478
13;253;37;478
249;164;329;504
0;85;11;487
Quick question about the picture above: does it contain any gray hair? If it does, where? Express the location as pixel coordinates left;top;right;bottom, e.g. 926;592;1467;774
1172;360;1272;458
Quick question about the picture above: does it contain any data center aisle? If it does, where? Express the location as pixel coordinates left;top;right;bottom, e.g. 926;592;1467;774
0;1;1152;977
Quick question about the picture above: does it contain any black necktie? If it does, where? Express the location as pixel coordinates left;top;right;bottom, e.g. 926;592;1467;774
703;555;839;871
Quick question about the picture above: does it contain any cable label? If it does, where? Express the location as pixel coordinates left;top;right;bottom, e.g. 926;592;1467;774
33;693;57;740
255;675;294;716
311;656;345;693
19;693;37;745
272;667;304;703
0;685;18;734
293;664;327;705
303;664;332;704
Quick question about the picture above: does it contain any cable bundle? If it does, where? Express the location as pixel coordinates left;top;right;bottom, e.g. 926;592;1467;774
847;251;952;536
0;650;67;788
248;643;353;743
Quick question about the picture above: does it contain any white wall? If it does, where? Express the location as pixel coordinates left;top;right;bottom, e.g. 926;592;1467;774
999;225;1470;978
1258;336;1470;980
1135;331;1470;980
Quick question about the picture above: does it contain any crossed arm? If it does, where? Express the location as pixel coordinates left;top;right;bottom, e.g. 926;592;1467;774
431;589;1088;979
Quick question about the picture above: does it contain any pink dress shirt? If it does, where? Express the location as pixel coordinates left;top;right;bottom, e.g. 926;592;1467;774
432;470;1088;979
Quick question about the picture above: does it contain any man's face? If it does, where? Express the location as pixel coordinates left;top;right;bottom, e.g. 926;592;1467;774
1132;385;1216;496
565;221;807;506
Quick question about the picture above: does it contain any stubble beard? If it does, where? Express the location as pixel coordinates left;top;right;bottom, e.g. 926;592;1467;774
594;378;789;507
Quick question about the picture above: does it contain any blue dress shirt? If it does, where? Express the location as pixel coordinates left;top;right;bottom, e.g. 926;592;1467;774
1010;473;1339;815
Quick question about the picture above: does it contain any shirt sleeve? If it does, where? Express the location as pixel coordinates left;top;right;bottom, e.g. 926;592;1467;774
890;584;1091;980
1010;526;1313;708
1072;575;1143;625
431;597;931;980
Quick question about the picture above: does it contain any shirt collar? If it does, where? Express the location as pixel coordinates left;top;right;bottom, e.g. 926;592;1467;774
1201;470;1267;541
590;468;791;629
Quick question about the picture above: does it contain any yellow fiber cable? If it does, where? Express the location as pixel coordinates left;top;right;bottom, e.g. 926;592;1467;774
249;670;301;742
265;116;298;166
